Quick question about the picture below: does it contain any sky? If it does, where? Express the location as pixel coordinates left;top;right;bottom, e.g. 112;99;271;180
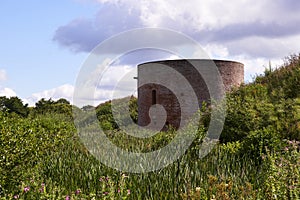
1;0;300;107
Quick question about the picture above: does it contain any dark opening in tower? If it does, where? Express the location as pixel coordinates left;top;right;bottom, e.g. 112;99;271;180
152;89;156;105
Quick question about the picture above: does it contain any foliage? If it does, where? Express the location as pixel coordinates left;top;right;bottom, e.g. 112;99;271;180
256;54;300;100
0;96;29;117
1;54;300;199
240;126;283;162
33;98;74;120
222;59;300;142
95;100;119;131
259;140;300;199
95;96;137;131
0;112;75;194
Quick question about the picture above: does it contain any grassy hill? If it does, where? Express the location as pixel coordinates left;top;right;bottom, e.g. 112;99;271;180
0;54;299;199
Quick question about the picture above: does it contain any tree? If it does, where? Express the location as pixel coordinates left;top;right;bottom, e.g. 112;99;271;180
35;98;54;114
0;96;29;117
81;105;95;112
55;98;70;105
34;98;73;119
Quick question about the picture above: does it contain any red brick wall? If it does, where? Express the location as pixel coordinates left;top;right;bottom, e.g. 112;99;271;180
137;59;244;131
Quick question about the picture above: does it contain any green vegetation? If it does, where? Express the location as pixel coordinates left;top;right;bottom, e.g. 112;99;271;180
1;55;300;199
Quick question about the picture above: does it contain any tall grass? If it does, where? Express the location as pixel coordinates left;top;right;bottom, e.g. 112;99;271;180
1;112;299;199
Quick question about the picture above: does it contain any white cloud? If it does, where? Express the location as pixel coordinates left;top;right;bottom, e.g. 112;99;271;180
99;64;136;87
95;0;300;34
0;87;17;97
74;61;137;107
224;34;300;58
202;44;229;59
0;70;16;97
166;55;181;60
227;55;284;82
25;84;74;106
55;0;300;55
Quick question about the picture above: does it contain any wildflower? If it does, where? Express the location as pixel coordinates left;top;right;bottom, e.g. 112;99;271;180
285;147;289;151
75;189;81;195
105;177;109;181
122;174;129;178
24;186;30;193
289;185;295;190
127;189;131;195
13;195;19;199
99;178;103;182
103;192;108;195
118;189;121;193
39;183;45;193
65;195;70;200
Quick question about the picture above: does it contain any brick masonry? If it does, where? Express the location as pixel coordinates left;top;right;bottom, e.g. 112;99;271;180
137;59;244;131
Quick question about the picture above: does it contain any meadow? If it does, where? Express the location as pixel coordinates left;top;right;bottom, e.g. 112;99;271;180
1;54;300;199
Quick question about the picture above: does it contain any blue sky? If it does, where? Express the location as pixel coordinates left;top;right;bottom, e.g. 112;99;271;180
0;0;98;103
1;0;300;106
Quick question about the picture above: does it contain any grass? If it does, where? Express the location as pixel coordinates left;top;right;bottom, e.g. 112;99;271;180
2;119;298;199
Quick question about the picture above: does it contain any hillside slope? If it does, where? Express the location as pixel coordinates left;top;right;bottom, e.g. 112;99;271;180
221;54;300;143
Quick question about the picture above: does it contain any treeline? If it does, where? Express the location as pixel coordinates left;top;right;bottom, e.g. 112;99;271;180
0;95;138;124
0;97;72;118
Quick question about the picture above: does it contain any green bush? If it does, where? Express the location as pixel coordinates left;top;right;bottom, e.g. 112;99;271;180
240;126;283;162
0;112;74;194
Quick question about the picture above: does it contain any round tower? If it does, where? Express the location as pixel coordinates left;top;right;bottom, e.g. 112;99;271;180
137;59;244;131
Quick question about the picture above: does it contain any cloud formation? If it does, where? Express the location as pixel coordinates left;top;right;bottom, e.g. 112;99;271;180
53;3;142;52
25;84;74;106
0;70;17;98
0;87;17;97
24;62;138;107
74;60;138;107
54;0;300;59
